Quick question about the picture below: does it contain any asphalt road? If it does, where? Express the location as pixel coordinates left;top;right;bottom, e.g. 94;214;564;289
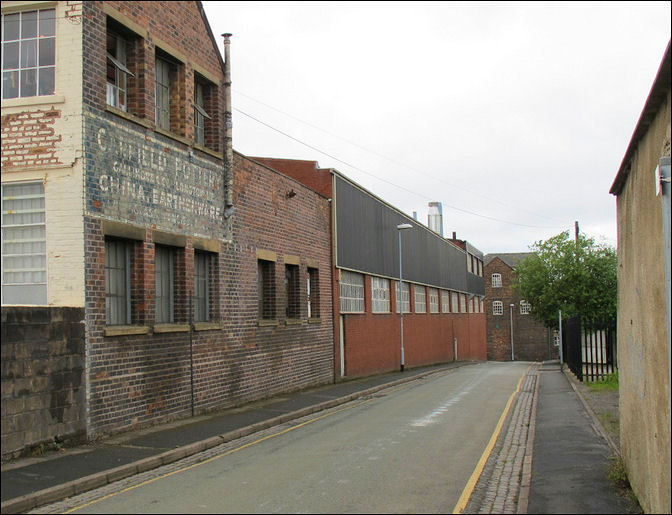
56;362;530;514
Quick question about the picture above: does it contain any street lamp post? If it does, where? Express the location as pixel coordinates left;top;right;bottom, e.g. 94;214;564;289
397;223;413;371
510;303;515;361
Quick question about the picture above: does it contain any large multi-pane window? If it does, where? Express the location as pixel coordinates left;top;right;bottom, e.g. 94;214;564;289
1;183;46;305
493;300;503;316
371;276;390;313
441;290;450;313
340;270;364;313
429;288;439;313
460;293;468;313
395;281;410;313
1;8;55;99
155;56;172;130
194;251;210;322
520;300;531;315
105;239;131;325
258;259;275;319
155;245;174;323
491;273;502;288
106;30;133;111
414;284;426;313
451;291;459;314
285;264;300;318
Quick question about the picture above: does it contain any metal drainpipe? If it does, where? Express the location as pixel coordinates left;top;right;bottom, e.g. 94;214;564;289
222;34;234;228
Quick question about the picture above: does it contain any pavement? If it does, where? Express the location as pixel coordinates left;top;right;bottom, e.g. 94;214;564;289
0;360;640;514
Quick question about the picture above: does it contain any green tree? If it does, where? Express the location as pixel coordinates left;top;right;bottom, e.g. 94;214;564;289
513;231;617;330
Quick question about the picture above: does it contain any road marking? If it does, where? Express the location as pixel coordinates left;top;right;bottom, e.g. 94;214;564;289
62;399;373;513
451;364;531;514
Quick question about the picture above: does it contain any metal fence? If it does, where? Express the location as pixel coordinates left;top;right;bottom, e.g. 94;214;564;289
563;315;617;382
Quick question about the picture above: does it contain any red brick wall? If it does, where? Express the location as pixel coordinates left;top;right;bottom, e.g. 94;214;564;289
340;277;486;378
485;257;555;361
249;157;334;199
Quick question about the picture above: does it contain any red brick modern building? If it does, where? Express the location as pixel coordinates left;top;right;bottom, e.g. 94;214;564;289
253;158;488;379
484;253;557;362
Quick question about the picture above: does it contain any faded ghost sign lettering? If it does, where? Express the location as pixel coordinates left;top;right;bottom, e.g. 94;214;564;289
87;117;224;236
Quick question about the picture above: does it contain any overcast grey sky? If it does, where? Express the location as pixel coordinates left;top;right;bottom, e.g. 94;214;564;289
202;1;671;254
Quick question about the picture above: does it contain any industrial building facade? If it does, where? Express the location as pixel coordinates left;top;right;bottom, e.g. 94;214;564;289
252;158;487;379
2;1;486;460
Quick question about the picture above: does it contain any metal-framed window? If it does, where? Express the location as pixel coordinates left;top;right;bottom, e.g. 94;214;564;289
258;259;276;319
193;80;211;146
414;284;426;313
307;267;319;318
155;56;172;130
155;245;175;323
428;288;439;313
493;300;503;316
395;281;410;313
491;273;502;288
460;293;468;313
441;290;450;313
105;239;131;325
520;300;531;315
1;8;55;99
371;276;390;313
451;291;459;313
1;182;47;305
285;263;300;318
194;250;210;322
340;270;364;313
106;30;134;111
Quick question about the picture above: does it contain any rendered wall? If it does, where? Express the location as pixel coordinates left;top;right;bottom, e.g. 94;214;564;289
616;89;671;514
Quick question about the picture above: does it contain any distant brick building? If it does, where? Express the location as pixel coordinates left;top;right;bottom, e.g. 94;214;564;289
484;253;556;362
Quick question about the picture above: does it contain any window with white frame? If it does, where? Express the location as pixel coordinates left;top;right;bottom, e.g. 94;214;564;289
520;300;531;315
429;288;439;313
1;8;55;99
468;296;474;313
414;284;426;313
371;276;390;313
395;281;410;313
1;182;47;305
491;273;502;288
493;300;503;316
155;245;175;323
194;250;211;322
340;270;364;313
451;291;459;313
460;293;467;313
105;238;131;325
193;79;212;147
441;290;450;313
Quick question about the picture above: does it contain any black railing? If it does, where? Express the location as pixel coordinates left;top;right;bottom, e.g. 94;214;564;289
563;315;617;382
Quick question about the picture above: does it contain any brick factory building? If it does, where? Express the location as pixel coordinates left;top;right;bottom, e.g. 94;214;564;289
252;158;487;379
484;253;557;362
2;1;333;459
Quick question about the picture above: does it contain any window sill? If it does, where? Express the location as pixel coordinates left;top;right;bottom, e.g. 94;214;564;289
2;94;65;108
105;105;153;129
153;323;190;333
285;318;303;326
193;321;223;331
307;317;322;324
104;325;150;337
154;126;190;146
193;143;223;160
258;319;279;327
